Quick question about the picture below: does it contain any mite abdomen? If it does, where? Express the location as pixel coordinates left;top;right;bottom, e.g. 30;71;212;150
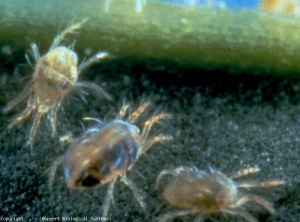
64;121;141;188
163;172;221;212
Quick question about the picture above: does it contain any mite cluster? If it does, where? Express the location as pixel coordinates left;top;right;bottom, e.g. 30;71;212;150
3;18;285;221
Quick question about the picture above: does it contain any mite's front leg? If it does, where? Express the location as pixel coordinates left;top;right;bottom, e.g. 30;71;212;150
78;51;110;73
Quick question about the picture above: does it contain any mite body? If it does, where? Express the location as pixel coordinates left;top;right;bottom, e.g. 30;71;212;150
50;102;173;217
64;119;141;188
2;19;111;146
156;166;284;222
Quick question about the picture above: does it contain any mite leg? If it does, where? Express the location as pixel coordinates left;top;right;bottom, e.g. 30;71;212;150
116;101;129;119
50;18;88;50
141;134;173;155
78;51;110;73
225;209;257;222
141;113;172;144
48;97;64;137
235;194;275;214
48;156;64;188
27;110;44;146
75;81;112;100
59;132;74;144
237;180;285;188
120;173;146;210
101;179;117;218
229;167;260;179
2;82;32;114
74;87;88;104
30;43;41;62
8;102;33;129
83;117;103;125
157;210;194;222
127;102;151;124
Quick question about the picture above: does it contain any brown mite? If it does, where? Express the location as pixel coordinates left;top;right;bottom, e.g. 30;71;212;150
2;18;112;147
49;102;173;217
156;166;284;222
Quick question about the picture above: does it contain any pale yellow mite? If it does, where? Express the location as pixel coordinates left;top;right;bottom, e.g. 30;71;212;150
156;166;284;222
3;19;112;147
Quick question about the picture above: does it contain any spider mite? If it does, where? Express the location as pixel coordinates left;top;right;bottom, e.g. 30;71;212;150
49;102;173;217
156;166;284;222
2;18;112;147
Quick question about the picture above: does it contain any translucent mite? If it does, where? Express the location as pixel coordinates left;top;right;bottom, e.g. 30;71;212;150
2;18;111;146
49;102;173;217
156;166;284;222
